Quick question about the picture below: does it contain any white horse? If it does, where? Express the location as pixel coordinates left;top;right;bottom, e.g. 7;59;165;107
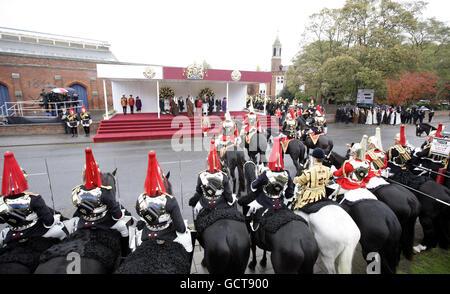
288;185;361;274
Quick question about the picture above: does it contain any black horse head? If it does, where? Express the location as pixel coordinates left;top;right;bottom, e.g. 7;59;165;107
100;168;118;197
323;151;346;169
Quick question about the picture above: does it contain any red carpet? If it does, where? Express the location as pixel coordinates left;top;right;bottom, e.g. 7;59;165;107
93;111;275;143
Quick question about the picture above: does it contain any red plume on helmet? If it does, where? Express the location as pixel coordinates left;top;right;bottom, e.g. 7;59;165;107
84;148;102;190
289;108;295;120
144;151;166;197
268;137;284;171
435;124;443;138
316;105;323;115
81;106;87;113
2;152;28;197
69;108;75;115
399;124;406;146
208;140;221;173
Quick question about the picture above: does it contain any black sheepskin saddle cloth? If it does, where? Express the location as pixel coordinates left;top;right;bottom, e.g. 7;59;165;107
255;207;307;234
0;237;58;271
39;228;121;270
391;170;430;190
194;206;245;235
114;239;191;274
299;199;340;214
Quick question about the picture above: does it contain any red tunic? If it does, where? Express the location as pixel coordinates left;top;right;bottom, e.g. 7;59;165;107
333;159;370;190
219;122;239;142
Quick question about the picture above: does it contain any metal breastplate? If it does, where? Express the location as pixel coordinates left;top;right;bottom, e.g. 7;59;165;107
200;172;224;201
344;160;370;183
248;115;257;127
286;119;296;127
72;187;108;221
263;171;289;199
223;121;234;136
0;195;38;231
137;194;172;231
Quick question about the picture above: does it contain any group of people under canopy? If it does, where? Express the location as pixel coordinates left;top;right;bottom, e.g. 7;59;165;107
160;95;227;117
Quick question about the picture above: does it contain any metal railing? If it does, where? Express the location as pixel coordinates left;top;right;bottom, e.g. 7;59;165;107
0;100;85;117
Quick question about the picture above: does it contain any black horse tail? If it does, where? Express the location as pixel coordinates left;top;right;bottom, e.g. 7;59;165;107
379;215;402;274
226;225;250;273
401;193;421;260
237;151;246;196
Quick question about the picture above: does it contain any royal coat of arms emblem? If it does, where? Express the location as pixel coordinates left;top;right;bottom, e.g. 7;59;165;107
183;64;206;80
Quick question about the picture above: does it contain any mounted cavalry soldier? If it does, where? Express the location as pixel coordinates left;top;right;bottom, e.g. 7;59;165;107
413;123;449;185
331;135;377;202
190;140;234;220
293;147;333;210
364;127;390;190
0;152;67;273
134;151;191;253
240;137;295;230
66;108;80;137
312;105;327;135
282;107;298;140
387;125;414;173
80;106;93;137
71;148;131;256
240;103;261;149
217;111;241;153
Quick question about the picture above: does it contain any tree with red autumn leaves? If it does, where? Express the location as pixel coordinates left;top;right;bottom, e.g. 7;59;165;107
385;71;438;106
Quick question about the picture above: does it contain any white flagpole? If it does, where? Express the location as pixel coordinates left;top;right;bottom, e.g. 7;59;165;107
157;80;160;119
103;79;109;119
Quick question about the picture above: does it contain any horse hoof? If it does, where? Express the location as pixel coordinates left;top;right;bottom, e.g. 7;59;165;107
248;261;256;270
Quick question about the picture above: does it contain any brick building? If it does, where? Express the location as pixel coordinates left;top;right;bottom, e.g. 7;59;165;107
252;35;289;100
0;27;121;113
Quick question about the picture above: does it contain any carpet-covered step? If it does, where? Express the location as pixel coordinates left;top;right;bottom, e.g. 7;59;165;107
93;129;220;143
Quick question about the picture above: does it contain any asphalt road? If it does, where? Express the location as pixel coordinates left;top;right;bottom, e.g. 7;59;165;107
1;117;449;274
2;117;448;221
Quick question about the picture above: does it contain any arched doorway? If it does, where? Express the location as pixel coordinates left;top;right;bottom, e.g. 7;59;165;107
0;83;11;116
70;84;89;110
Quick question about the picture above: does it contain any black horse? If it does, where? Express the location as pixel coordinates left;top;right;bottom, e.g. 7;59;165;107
115;171;194;274
219;143;246;198
241;161;319;273
190;194;250;274
326;151;421;260
323;153;402;273
245;132;268;165
416;123;437;137
415;180;450;250
297;115;333;155
34;170;131;274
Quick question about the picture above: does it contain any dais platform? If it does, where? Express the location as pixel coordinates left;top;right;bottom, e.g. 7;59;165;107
93;111;274;143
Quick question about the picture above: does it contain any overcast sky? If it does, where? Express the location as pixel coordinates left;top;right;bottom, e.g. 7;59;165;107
0;0;448;71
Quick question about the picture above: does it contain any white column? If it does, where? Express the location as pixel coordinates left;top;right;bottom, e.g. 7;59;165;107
226;82;229;110
157;80;160;118
102;79;109;120
264;91;267;115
